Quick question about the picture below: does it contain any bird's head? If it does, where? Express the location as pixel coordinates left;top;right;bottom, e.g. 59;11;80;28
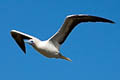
25;39;35;45
25;38;40;46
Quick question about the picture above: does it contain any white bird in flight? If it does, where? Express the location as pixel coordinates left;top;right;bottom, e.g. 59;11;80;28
10;14;114;61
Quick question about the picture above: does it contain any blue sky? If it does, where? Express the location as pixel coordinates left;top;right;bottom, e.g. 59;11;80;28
0;0;120;80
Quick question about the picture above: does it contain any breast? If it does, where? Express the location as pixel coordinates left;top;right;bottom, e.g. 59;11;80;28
32;40;59;58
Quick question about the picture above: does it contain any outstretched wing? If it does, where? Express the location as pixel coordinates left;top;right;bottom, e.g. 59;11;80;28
10;30;35;53
49;14;115;46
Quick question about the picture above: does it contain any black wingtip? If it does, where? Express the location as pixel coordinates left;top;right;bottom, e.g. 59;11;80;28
111;21;115;24
23;51;26;54
89;15;115;24
23;48;26;54
106;20;115;24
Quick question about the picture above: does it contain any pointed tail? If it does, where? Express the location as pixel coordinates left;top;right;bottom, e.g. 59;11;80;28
61;55;72;62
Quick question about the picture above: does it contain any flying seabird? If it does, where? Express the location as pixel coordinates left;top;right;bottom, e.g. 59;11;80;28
10;14;115;61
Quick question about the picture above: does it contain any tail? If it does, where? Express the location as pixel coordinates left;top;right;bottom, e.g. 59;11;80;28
61;56;72;62
59;53;72;61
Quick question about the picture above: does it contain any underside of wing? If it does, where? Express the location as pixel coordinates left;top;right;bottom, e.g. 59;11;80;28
49;14;115;45
10;30;33;53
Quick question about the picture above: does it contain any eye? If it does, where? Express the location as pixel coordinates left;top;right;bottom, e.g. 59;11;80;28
31;41;34;43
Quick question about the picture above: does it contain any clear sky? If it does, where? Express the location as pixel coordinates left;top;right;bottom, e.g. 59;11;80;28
0;0;120;80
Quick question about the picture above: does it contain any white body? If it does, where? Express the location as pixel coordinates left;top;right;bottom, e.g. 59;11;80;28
32;40;59;58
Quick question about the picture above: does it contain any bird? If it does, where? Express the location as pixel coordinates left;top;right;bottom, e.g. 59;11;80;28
10;14;115;61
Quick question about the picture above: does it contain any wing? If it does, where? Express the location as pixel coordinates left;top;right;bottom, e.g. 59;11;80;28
49;14;115;46
10;30;35;53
